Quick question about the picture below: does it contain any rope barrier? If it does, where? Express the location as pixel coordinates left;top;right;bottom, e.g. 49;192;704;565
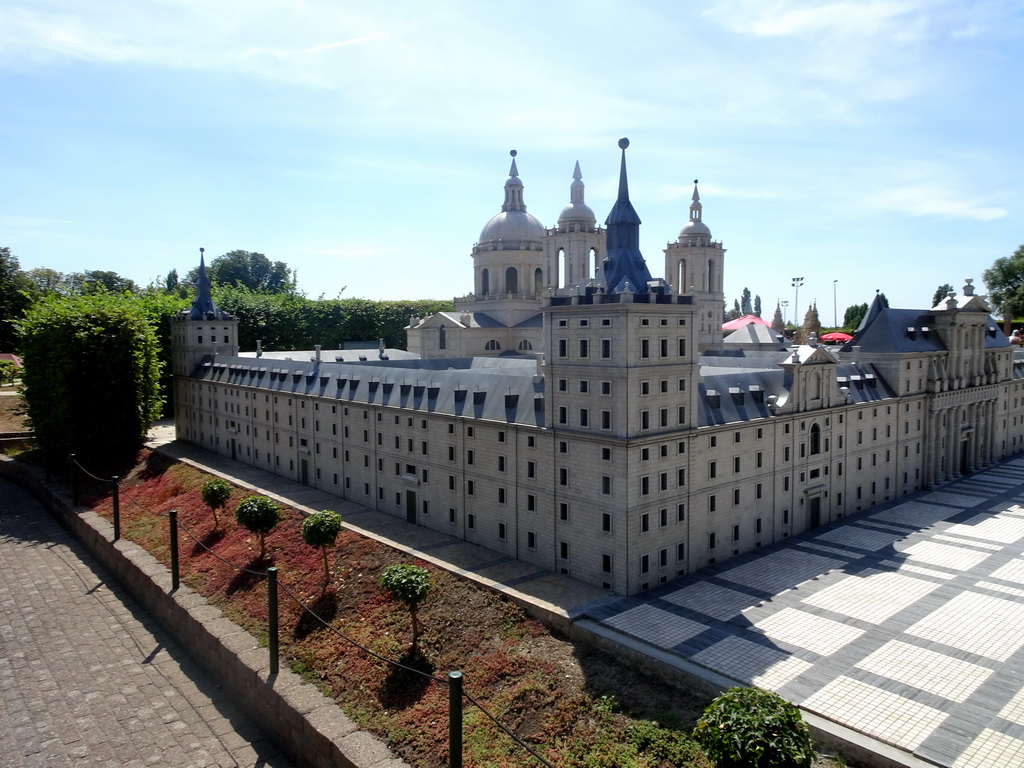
69;455;112;483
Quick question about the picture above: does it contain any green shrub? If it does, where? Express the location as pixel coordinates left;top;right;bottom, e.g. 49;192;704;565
235;495;281;559
0;359;19;384
627;719;712;766
692;687;813;768
301;509;343;588
200;477;232;529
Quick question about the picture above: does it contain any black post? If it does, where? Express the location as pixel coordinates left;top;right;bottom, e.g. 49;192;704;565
69;454;78;506
169;509;179;592
267;567;279;675
448;670;463;768
111;475;120;542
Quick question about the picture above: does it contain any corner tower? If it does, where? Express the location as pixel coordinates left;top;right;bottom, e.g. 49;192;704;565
171;248;239;378
664;181;726;349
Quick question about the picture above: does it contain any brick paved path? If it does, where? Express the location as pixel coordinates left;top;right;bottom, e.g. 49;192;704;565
0;478;296;768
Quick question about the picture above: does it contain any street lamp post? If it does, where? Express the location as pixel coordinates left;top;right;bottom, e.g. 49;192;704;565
781;300;789;325
833;279;838;329
792;277;804;326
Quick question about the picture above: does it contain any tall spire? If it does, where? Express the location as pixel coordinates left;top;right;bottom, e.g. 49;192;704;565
602;138;658;294
690;180;703;224
500;149;527;213
188;247;227;320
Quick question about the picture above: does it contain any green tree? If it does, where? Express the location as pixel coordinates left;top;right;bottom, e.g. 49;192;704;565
0;247;33;351
165;268;180;295
235;495;281;559
301;509;343;590
379;564;433;649
18;292;163;463
740;287;752;315
201;477;232;530
188;250;295;294
984;245;1024;319
932;283;955;308
77;269;139;294
843;302;869;329
24;267;70;296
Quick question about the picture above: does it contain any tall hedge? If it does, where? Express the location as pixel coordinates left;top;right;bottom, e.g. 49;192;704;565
19;292;163;463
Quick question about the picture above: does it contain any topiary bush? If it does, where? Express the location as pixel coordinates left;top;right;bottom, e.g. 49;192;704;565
379;563;432;649
235;495;281;559
692;687;813;768
301;509;343;589
200;477;232;530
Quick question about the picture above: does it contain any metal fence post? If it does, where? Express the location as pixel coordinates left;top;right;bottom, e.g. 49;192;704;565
169;509;179;592
267;567;279;675
69;454;78;506
449;670;463;768
111;475;120;542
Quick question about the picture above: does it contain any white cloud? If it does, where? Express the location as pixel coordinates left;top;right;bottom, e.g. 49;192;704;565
869;184;1006;221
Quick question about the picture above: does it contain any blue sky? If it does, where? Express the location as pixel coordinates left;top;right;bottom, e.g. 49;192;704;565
2;0;1022;324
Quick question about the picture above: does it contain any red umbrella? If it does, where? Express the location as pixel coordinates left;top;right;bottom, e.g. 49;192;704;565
820;331;853;342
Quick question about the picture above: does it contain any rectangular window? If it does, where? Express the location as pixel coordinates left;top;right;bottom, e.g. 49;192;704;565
498;455;506;472
602;554;612;573
709;461;717;479
641;339;650;358
641;476;650;496
602;475;611;495
527;494;536;511
678;338;686;356
709;532;716;549
659;508;668;527
558;339;567;357
602;410;611;429
709;494;716;513
527;460;536;478
560;541;569;560
733;524;740;542
560;467;568;486
467;513;475;530
579;339;589;358
659;548;668;568
601;339;611;358
560;503;569;521
527;531;536;549
579;408;589;427
641;513;650;533
602;513;612;532
498;522;506;540
677;503;685;522
640;554;650;574
498;487;506;504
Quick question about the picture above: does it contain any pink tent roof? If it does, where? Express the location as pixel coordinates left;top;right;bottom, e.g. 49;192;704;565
722;314;771;331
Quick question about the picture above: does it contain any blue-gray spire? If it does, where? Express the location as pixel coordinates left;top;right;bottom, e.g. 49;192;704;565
188;248;227;320
602;138;655;294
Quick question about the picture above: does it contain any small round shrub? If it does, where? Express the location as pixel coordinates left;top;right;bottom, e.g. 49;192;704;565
235;495;281;558
200;477;232;528
692;687;813;768
301;509;343;586
379;564;433;648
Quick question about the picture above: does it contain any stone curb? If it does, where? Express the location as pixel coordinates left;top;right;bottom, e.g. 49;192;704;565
0;455;410;768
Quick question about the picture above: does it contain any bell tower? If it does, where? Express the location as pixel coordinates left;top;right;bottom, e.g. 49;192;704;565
664;181;726;350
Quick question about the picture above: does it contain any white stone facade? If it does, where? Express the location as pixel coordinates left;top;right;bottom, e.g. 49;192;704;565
172;148;1024;596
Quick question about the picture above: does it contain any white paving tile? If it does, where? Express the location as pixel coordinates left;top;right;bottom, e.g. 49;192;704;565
945;512;1024;544
659;581;758;621
894;540;993;570
873;500;961;528
987;557;1024;583
718;549;842;595
802;570;941;624
817;525;904;551
802;676;948;750
754;607;864;656
906;592;1024;662
952;728;1024;768
691;635;812;688
880;560;957;580
855;640;992;702
998;686;1024;726
602;603;707;649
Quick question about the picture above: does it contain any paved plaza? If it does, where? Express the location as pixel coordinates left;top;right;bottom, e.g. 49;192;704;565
586;458;1024;768
0;478;296;768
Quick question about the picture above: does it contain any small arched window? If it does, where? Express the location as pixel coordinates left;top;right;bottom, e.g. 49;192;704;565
534;268;543;297
810;423;821;455
481;268;490;296
485;340;501;351
505;266;518;294
518;340;533;351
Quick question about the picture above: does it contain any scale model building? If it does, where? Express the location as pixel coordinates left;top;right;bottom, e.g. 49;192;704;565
172;139;1024;595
